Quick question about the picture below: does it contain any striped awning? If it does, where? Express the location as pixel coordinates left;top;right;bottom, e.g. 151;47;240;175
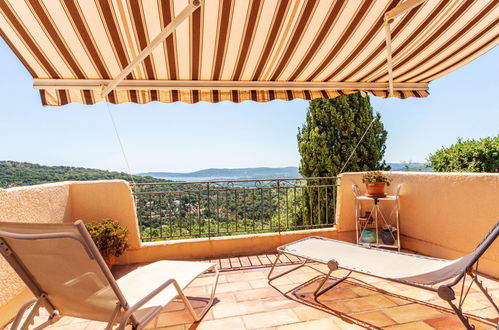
0;0;497;106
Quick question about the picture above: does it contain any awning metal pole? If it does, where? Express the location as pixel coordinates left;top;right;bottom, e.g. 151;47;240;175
100;0;202;98
384;22;394;97
35;79;428;92
383;0;427;97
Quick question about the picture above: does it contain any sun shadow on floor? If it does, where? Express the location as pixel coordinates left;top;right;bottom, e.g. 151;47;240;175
270;275;496;329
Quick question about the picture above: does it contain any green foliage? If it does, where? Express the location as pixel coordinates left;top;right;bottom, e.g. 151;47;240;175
0;161;165;188
362;171;391;186
85;219;129;258
297;94;389;224
297;93;390;178
428;136;499;172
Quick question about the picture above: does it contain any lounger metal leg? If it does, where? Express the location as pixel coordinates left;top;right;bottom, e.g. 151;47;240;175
268;252;307;281
314;270;352;297
447;300;474;330
11;298;37;330
470;273;499;315
438;284;476;330
120;266;220;330
104;302;122;330
12;294;60;330
182;265;220;322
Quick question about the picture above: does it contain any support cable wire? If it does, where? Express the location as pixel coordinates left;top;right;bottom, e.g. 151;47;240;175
338;117;376;175
104;102;136;186
338;97;385;174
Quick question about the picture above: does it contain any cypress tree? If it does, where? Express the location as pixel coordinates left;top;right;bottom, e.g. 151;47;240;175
297;93;389;225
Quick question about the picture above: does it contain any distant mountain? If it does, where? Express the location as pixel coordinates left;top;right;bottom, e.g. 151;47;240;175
139;163;432;181
0;161;166;188
138;167;301;180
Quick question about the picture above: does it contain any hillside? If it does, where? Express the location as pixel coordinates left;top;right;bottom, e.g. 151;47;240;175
139;166;301;179
139;164;431;180
0;161;165;188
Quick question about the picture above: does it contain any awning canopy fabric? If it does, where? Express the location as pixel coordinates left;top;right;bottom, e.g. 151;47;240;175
0;0;497;106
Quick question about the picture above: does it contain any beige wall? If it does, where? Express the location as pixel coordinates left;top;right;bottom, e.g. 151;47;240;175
0;183;72;327
1;173;498;326
0;180;138;326
336;172;499;277
70;180;141;249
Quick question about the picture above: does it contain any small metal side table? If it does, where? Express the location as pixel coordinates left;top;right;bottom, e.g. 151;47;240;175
352;184;401;251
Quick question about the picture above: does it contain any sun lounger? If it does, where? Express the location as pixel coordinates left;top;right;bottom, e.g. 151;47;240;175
0;221;219;330
268;221;498;329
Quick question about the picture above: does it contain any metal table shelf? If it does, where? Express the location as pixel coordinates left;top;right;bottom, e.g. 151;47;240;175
352;184;401;251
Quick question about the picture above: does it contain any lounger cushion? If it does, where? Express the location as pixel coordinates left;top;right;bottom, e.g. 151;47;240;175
117;260;216;323
280;237;472;285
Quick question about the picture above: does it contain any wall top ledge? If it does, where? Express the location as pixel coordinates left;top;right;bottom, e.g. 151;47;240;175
1;179;130;192
140;226;339;248
339;171;499;178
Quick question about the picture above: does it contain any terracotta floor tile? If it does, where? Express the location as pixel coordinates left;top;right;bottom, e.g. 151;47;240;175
332;317;366;329
338;295;397;313
383;303;444;324
352;310;396;327
293;305;333;321
425;315;470;330
226;270;267;282
235;287;282;301
277;317;340;329
395;287;438;301
253;276;293;288
317;287;360;301
190;274;227;287
370;281;403;293
288;273;318;284
216;281;252;293
212;300;266;318
196;316;246;330
5;254;497;330
263;297;303;311
318;300;353;314
242;309;300;329
215;292;237;303
387;321;435;329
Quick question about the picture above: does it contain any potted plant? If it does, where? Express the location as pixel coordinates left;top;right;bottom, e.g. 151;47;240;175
362;171;391;197
85;219;129;269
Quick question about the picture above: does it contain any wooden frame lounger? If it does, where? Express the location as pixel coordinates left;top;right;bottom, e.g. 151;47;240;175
0;221;219;330
268;221;499;330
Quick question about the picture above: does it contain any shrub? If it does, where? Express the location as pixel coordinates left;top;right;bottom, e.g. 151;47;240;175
428;136;498;172
85;219;129;259
362;171;391;186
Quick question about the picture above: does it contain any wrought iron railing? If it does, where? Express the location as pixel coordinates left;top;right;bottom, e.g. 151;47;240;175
132;177;338;241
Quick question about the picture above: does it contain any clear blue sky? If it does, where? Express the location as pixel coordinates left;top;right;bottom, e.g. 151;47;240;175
0;37;497;173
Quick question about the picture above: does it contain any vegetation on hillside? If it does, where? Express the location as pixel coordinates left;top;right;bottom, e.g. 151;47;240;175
0;161;164;188
428;136;498;172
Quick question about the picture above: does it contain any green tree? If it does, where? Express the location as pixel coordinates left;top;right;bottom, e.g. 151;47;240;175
297;93;389;225
428;136;499;172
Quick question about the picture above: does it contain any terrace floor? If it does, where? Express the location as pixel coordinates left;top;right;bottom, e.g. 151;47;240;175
7;253;499;330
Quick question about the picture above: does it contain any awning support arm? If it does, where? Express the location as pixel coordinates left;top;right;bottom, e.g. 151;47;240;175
100;0;202;98
384;0;427;97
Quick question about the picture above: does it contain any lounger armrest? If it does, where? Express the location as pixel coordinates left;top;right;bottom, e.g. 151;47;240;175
118;278;179;330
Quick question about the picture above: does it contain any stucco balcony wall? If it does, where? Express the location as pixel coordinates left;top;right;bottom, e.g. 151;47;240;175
0;172;498;327
336;172;499;278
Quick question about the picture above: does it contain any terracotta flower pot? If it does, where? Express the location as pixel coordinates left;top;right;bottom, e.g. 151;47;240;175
365;182;386;197
104;255;116;269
